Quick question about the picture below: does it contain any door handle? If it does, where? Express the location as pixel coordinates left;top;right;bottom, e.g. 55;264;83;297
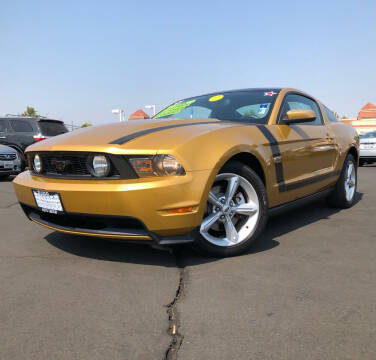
0;136;6;139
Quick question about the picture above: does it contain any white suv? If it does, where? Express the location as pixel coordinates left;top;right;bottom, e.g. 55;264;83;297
359;131;376;166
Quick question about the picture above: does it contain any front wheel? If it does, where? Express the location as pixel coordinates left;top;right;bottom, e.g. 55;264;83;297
193;161;268;257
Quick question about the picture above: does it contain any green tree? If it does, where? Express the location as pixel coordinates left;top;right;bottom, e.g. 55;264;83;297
81;123;92;128
20;106;39;117
341;115;348;119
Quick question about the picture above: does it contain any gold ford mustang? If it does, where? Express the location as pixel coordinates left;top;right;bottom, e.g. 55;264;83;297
13;88;359;257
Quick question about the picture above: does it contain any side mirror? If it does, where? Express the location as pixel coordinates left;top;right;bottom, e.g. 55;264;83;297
282;110;316;124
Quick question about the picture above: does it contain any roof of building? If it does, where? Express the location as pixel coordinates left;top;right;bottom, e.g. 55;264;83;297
128;109;151;120
358;102;376;120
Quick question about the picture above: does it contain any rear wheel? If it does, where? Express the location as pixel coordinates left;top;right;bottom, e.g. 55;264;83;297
359;160;365;167
0;174;10;180
193;161;268;257
327;154;357;208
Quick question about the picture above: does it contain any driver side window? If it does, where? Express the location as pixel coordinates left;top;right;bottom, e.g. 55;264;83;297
279;94;323;125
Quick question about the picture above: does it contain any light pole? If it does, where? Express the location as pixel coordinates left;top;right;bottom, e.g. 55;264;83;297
112;109;125;122
145;104;156;117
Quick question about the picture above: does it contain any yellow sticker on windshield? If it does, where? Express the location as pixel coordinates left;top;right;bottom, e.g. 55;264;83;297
209;94;224;102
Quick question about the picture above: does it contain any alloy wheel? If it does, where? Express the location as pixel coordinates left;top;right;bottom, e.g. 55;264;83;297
345;161;356;202
200;173;260;247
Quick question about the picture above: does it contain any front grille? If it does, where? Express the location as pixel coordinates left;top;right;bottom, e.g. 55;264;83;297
42;154;91;176
0;153;16;161
27;152;138;179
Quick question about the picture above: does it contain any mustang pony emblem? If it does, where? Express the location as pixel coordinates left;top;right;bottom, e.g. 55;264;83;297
51;159;71;172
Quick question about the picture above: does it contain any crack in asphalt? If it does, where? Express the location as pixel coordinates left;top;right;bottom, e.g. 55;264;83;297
164;249;186;360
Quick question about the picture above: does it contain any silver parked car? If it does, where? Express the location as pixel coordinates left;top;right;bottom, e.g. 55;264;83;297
0;145;21;179
359;131;376;166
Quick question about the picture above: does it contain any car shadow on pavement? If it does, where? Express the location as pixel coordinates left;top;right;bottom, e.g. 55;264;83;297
45;232;183;267
46;193;363;266
182;192;364;265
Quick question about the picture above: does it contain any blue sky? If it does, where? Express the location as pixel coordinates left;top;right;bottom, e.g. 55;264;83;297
0;0;375;126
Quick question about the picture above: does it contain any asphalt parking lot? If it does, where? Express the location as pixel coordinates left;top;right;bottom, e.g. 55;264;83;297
1;166;375;360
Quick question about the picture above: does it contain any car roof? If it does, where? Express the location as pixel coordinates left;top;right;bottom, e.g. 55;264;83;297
0;116;63;123
185;88;284;99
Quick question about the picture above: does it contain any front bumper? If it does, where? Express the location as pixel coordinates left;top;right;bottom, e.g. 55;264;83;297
0;159;21;175
13;170;211;242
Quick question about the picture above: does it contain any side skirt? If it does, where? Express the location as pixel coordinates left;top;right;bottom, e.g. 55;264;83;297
269;187;334;217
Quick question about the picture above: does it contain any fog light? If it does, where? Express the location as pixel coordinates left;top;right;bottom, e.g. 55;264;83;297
91;155;110;177
33;154;42;173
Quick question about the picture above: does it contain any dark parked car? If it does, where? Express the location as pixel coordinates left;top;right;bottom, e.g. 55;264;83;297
0;116;68;168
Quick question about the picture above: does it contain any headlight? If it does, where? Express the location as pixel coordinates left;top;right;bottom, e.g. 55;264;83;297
129;155;185;177
154;155;185;176
89;155;110;177
33;154;42;173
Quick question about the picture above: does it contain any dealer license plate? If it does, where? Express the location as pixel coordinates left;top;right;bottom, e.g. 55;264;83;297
32;190;64;214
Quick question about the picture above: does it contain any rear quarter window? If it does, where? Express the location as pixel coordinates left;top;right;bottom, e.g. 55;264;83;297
9;119;34;132
324;106;339;123
38;121;68;136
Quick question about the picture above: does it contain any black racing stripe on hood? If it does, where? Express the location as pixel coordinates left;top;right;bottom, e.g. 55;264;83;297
109;121;222;145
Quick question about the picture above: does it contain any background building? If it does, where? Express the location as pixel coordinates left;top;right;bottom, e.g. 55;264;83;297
128;109;150;120
341;102;376;135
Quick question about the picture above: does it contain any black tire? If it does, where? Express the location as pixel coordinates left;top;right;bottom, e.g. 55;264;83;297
0;174;10;180
15;149;26;171
327;154;357;208
192;161;269;257
359;160;365;167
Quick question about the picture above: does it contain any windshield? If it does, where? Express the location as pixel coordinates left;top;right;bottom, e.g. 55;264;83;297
38;120;68;136
154;90;279;124
361;131;376;139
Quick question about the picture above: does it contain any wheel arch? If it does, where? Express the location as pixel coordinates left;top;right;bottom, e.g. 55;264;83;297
347;146;358;163
6;143;24;157
198;148;268;221
5;143;26;170
220;152;266;185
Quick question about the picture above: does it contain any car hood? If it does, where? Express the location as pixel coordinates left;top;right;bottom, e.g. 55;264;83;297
0;145;17;154
25;118;243;154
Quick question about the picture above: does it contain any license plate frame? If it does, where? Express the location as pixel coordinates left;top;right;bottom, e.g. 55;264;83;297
3;161;14;169
32;189;64;214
